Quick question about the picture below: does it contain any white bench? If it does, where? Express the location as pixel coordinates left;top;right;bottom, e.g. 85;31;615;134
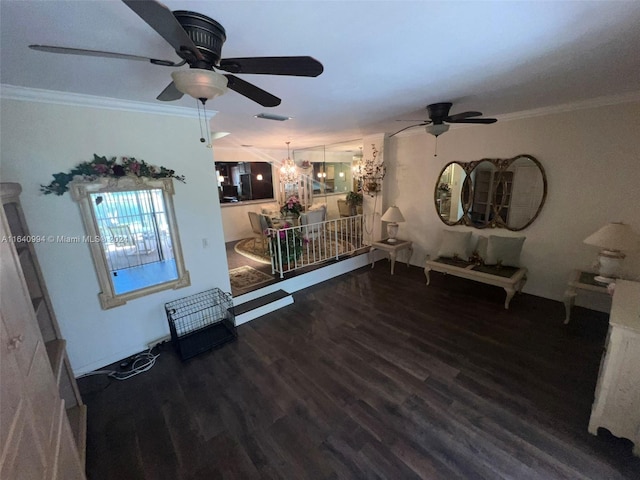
424;255;527;309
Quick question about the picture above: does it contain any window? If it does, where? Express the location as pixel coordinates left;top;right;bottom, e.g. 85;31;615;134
215;161;274;203
71;177;190;309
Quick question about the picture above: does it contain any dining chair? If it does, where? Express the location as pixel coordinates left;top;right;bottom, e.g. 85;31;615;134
247;211;269;253
300;206;326;240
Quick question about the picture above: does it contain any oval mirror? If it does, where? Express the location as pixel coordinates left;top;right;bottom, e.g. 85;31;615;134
467;159;498;228
501;155;547;230
435;162;469;225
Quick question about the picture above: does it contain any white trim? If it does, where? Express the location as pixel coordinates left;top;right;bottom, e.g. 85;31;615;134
235;296;295;326
0;84;217;119
233;252;372;307
496;91;640;122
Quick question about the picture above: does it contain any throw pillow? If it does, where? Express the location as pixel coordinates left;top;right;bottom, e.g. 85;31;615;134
485;235;526;267
437;230;473;260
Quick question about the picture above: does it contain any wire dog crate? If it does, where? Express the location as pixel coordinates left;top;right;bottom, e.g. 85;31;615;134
165;288;236;360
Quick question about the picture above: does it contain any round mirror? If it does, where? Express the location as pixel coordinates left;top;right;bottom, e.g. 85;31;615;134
467;159;498;228
435;162;469;225
501;155;547;230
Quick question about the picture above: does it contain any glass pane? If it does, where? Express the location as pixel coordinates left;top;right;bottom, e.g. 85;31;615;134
91;189;178;295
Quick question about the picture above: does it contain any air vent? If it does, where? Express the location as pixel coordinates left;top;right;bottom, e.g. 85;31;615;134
254;113;292;121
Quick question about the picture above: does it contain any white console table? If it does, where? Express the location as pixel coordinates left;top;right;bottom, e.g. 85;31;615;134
588;280;640;456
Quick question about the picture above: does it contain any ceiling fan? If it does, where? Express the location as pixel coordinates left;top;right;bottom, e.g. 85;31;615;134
28;0;323;107
390;102;497;137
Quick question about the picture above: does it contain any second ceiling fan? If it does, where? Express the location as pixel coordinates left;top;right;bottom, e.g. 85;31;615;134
29;0;324;107
391;102;497;137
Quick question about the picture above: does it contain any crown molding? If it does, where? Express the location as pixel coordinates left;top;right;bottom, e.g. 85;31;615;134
495;90;640;122
0;84;217;119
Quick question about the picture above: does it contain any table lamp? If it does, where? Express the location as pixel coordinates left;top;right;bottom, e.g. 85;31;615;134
381;206;405;243
583;222;639;284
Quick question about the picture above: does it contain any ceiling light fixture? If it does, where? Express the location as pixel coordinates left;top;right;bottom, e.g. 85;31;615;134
280;141;298;184
171;69;228;102
425;124;450;157
426;124;450;137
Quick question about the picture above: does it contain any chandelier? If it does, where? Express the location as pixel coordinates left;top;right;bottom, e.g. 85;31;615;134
353;144;385;195
280;142;298;184
352;147;365;180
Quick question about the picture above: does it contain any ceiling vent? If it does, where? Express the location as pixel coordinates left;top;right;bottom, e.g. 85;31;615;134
254;113;292;121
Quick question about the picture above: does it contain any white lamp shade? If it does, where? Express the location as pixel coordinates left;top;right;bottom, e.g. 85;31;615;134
426;124;450;137
584;222;639;252
381;206;405;223
171;69;228;100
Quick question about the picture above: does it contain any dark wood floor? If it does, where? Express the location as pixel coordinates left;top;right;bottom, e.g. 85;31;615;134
79;264;640;479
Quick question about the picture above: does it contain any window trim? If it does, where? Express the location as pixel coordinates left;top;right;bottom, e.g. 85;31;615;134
70;176;190;309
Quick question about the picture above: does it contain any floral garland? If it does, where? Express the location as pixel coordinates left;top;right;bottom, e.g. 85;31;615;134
40;154;186;196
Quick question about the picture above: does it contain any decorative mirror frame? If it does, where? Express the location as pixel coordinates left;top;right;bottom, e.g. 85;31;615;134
434;154;547;231
70;176;190;309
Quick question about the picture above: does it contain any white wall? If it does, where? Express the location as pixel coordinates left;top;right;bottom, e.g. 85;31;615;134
3;94;638;373
385;100;640;309
0;98;230;374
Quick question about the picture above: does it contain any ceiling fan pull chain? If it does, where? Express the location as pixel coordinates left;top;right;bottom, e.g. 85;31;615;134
434;136;439;157
202;101;212;148
196;99;205;143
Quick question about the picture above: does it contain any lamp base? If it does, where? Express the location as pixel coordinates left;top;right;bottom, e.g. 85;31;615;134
386;222;399;243
596;251;624;282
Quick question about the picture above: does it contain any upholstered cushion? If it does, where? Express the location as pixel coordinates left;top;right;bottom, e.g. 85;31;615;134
485;235;526;267
437;230;473;260
475;236;488;260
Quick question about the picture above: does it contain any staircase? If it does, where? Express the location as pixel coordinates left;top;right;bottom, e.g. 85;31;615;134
231;248;373;326
233;288;294;325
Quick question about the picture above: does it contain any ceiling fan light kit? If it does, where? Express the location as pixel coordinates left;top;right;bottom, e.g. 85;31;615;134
426;123;449;137
171;69;228;101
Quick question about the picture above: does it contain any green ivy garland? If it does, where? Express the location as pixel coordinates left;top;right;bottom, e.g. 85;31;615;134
40;154;186;196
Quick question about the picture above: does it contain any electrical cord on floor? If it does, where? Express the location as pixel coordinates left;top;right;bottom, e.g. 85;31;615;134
77;349;159;381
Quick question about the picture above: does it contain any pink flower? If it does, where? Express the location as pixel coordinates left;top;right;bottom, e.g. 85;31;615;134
129;162;141;175
279;230;286;239
94;164;109;174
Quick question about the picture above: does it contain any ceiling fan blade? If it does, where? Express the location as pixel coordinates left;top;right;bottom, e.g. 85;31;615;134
389;122;428;137
122;0;203;61
156;81;184;101
224;74;281;107
445;111;483;122
448;118;497;124
29;44;181;66
218;56;323;77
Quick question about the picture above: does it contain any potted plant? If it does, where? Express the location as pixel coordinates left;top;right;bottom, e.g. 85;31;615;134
346;191;363;215
280;195;303;221
266;222;307;269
